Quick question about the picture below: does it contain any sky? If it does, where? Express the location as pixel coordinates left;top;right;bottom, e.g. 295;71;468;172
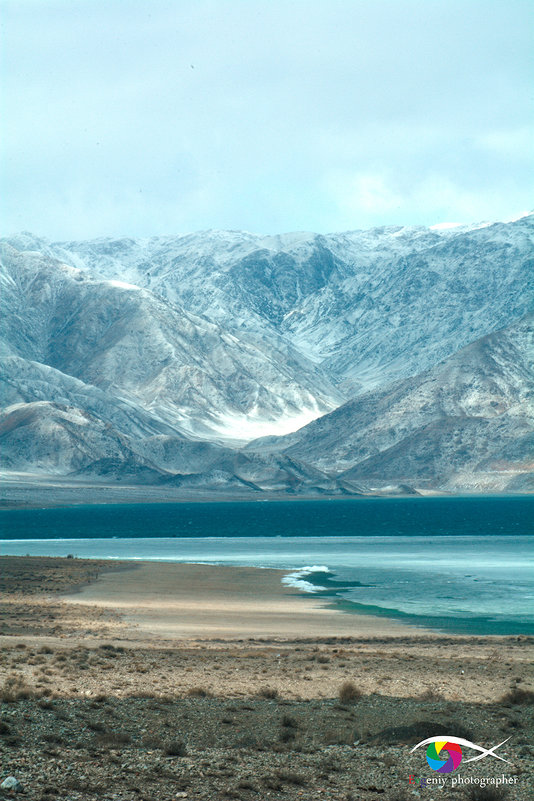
1;0;533;239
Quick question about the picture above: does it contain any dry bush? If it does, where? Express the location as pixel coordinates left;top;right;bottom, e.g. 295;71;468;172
142;734;163;749
95;731;131;747
279;728;295;743
87;719;106;732
466;786;509;801
338;680;362;703
280;713;298;728
43;733;64;745
324;727;357;746
420;687;444;702
0;674;35;702
165;740;187;756
500;687;534;705
237;779;257;790
186;687;211;698
257;686;279;700
276;769;307;786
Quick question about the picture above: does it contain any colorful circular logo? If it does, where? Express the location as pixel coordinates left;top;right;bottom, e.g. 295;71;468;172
426;740;463;773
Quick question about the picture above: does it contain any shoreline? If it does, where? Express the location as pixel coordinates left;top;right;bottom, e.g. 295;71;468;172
2;555;533;799
3;555;532;643
0;491;457;511
2;553;532;638
60;560;433;640
1;554;533;706
2;474;531;511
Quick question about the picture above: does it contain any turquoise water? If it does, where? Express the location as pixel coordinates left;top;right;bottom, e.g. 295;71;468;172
1;497;532;635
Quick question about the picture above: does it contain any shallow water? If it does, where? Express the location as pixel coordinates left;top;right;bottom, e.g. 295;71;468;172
1;497;532;635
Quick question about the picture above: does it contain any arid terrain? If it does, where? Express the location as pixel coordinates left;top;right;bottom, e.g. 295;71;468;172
1;556;533;800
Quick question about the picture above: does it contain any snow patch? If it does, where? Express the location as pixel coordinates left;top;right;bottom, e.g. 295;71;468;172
210;407;324;443
430;222;464;230
504;210;533;223
106;279;140;290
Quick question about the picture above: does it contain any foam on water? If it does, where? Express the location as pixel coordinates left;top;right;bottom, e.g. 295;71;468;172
281;565;330;593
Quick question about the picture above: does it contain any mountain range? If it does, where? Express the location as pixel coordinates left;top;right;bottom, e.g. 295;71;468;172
1;214;533;494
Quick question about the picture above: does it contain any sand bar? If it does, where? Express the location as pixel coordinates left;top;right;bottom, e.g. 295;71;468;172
62;560;429;639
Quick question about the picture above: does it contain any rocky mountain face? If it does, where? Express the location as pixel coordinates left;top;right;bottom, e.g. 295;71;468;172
1;216;532;493
248;314;533;491
50;217;533;392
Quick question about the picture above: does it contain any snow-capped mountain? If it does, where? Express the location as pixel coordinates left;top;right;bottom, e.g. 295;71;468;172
0;243;340;443
1;215;532;492
248;314;534;491
49;214;534;392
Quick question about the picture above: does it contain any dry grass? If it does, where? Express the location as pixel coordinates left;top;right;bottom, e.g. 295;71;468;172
186;686;212;698
280;713;298;728
466;786;509;801
276;769;307;786
500;687;534;705
257;686;279;700
0;674;36;702
338;680;362;703
94;731;132;747
165;740;187;756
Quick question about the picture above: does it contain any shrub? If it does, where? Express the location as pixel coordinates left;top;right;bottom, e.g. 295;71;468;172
0;675;35;702
43;733;64;745
500;688;534;705
95;731;131;747
165;740;187;756
279;729;295;743
142;734;163;749
339;681;362;703
281;713;298;728
237;779;257;790
467;786;509;801
276;770;307;786
257;687;279;700
187;687;211;697
324;727;358;745
87;720;106;732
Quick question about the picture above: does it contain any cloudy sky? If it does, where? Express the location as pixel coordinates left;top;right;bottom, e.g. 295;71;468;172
2;0;533;238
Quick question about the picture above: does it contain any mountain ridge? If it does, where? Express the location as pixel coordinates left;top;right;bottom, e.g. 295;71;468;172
1;217;532;494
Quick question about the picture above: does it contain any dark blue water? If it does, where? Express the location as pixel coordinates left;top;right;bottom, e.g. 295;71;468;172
1;496;532;540
1;497;533;635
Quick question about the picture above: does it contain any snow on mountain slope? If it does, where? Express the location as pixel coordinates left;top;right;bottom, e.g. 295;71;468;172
46;214;534;392
248;314;534;489
0;401;164;476
0;356;178;439
0;243;340;443
1;217;532;491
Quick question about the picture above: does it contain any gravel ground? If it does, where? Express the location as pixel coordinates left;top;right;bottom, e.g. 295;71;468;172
1;557;532;800
1;643;533;801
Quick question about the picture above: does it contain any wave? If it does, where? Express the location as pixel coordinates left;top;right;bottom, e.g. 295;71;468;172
281;565;330;593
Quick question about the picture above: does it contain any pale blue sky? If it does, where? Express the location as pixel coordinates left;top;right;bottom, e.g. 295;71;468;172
2;0;533;238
